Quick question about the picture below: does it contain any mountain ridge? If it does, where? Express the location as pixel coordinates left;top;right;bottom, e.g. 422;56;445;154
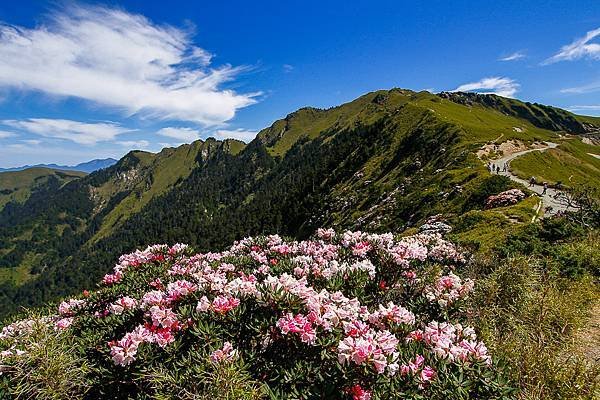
0;88;598;318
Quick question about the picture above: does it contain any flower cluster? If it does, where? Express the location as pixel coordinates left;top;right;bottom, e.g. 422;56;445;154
210;341;238;363
338;329;400;374
408;321;490;365
102;244;187;285
348;384;372;400
1;229;497;398
485;188;526;209
58;298;86;317
277;313;317;344
109;296;138;315
197;295;241;314
424;273;474;308
0;319;38;340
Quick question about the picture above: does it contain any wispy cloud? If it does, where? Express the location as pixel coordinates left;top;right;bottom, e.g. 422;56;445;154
0;129;16;138
499;51;526;61
543;27;600;64
453;76;519;98
0;5;260;125
2;118;133;145
117;140;149;148
215;128;258;142
560;80;600;94
283;64;294;73
157;127;201;142
566;105;600;112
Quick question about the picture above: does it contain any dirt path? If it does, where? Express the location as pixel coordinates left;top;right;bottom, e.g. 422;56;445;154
488;142;573;216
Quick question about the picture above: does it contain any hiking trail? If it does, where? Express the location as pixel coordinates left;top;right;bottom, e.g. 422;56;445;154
488;142;573;217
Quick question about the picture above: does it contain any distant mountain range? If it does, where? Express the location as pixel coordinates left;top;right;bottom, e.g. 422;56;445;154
0;158;118;174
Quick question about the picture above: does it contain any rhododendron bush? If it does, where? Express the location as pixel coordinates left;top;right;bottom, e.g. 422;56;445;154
485;189;526;209
0;230;514;399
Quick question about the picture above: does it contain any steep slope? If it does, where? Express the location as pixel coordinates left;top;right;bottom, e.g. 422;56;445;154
0;140;240;295
1;88;598;318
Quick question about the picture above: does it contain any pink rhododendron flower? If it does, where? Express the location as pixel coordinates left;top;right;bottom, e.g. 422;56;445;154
55;317;74;330
421;365;436;382
211;296;240;314
210;341;238;363
348;384;372;400
110;296;138;315
58;299;86;316
148;306;178;329
425;272;474;308
277;313;316;344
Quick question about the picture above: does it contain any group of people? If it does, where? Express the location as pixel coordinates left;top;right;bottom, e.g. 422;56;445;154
488;162;560;194
528;176;549;194
487;161;551;195
487;162;507;174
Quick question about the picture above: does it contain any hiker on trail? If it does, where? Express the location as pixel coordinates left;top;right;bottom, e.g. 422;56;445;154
542;182;548;195
488;163;493;173
502;163;507;172
529;177;535;187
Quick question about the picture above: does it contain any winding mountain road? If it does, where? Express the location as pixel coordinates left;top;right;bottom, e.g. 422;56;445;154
488;142;572;217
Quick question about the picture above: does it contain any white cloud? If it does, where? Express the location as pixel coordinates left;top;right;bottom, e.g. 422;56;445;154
499;51;526;61
283;64;294;72
0;129;16;138
117;140;149;148
2;118;132;145
215;128;258;142
452;77;519;98
543;27;600;64
157;126;201;142
560;81;600;94
22;139;41;145
0;5;259;125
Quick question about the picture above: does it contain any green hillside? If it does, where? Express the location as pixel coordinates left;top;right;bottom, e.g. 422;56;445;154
0;167;86;211
0;89;598;318
510;137;600;188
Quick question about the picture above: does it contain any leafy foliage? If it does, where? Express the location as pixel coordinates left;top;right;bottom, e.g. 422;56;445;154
0;230;515;399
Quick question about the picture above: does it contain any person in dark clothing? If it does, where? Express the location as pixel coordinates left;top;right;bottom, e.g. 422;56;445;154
529;176;535;187
542;182;548;195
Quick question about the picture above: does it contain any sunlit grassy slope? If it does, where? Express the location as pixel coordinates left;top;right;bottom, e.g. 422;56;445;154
510;137;600;187
0;168;86;210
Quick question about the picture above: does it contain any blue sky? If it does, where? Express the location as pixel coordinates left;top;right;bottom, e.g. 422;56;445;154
0;0;599;167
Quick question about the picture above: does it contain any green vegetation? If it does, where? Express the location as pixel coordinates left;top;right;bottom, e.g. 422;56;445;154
0;88;598;322
510;137;600;188
0;88;599;399
0;168;85;210
467;218;600;399
0;312;91;399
